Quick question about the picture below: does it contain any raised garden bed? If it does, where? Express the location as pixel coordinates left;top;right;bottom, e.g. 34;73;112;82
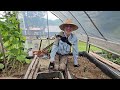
81;51;120;79
4;51;118;79
67;56;111;79
44;51;120;79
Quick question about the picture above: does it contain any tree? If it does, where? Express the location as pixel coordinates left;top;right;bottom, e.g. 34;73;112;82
22;11;47;29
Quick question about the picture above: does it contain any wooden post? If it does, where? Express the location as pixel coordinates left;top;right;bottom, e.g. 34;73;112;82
86;37;89;52
0;34;6;68
88;44;91;53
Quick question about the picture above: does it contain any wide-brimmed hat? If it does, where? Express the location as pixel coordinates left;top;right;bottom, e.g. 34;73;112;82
59;19;78;31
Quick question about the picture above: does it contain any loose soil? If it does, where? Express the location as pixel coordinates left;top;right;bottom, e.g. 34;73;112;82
39;55;111;79
67;56;111;79
0;64;29;79
3;54;111;79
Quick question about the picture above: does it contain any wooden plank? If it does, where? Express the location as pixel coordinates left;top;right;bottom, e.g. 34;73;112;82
0;77;20;79
23;55;37;79
67;69;72;79
28;57;39;79
59;72;64;79
89;51;120;71
32;59;41;79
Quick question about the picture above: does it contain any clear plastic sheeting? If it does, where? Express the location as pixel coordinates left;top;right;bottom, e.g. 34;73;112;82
17;11;120;55
18;11;62;50
18;11;48;37
51;11;120;43
51;11;86;36
50;11;66;22
70;11;104;39
18;11;120;43
86;11;120;43
18;11;62;38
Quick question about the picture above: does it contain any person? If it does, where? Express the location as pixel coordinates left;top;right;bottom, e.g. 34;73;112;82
49;19;80;70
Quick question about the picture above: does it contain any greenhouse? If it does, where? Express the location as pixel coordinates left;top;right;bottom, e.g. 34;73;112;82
0;11;120;79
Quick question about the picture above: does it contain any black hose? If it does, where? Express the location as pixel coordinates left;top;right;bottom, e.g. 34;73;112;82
82;51;120;79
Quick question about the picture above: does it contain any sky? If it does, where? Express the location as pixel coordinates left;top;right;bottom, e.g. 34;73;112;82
0;11;58;20
47;11;58;20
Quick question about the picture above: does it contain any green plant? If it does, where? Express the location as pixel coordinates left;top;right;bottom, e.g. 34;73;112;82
0;11;31;73
109;57;120;65
0;63;4;69
101;50;120;65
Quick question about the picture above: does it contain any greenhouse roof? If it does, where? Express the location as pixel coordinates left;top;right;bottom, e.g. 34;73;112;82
51;11;120;43
19;11;120;56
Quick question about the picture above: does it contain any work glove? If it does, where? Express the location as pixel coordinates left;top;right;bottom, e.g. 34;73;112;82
49;62;55;69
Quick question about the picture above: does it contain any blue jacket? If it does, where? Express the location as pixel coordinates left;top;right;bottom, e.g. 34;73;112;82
50;31;79;62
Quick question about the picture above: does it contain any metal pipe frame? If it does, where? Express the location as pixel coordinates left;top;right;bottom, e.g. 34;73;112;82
83;11;107;41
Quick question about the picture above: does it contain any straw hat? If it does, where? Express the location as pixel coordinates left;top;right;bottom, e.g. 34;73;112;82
59;19;78;31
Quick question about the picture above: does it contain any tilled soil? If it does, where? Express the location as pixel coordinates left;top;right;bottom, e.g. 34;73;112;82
31;55;111;79
0;64;29;79
67;56;111;79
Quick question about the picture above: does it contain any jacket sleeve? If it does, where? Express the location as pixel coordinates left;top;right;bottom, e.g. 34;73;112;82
50;38;59;62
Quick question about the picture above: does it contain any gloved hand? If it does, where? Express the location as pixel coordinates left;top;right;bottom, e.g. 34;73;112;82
49;62;55;69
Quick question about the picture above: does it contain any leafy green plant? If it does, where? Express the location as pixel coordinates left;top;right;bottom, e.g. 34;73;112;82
109;57;120;65
0;63;4;69
0;11;31;73
101;50;120;65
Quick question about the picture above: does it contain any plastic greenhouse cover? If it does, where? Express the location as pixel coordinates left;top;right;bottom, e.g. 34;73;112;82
51;11;120;43
19;11;120;44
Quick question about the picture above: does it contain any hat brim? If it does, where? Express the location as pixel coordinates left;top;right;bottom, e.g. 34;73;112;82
59;24;78;31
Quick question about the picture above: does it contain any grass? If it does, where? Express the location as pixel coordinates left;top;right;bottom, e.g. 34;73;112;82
78;41;102;52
